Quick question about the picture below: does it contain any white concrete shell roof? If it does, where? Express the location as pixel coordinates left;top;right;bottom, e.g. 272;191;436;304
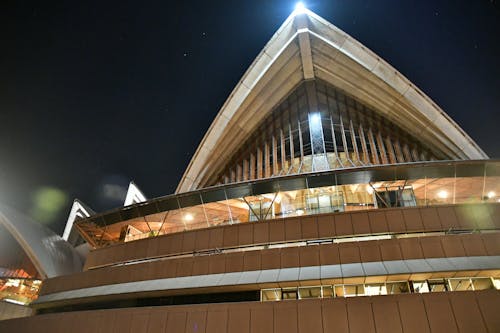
0;203;82;279
176;8;487;193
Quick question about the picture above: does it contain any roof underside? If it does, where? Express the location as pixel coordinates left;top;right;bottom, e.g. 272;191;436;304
177;9;487;193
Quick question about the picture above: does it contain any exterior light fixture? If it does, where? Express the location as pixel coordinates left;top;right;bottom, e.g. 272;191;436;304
487;191;495;199
437;190;448;199
294;2;306;14
184;213;194;221
310;112;321;124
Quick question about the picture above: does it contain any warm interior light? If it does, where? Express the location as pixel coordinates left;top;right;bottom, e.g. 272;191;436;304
487;191;496;199
184;213;194;221
296;209;304;216
437;190;448;199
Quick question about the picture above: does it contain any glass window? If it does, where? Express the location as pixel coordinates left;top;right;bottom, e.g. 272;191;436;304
412;281;429;293
471;278;494;290
261;288;281;301
298;286;322;299
245;195;276;221
306;186;344;214
334;285;345;297
386;281;410;294
203;200;234;227
426;177;455;205
427;279;448;292
449;278;473;291
375;187;416;208
322;286;334;298
279;189;308;218
282;288;298;300
343;284;365;297
365;283;386;296
493;279;500;290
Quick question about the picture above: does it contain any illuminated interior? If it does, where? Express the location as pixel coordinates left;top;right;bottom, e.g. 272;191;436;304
261;276;500;301
207;80;443;188
0;278;41;305
74;161;500;247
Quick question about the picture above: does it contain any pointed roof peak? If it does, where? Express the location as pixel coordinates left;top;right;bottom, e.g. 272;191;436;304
62;199;95;241
124;181;147;206
176;6;486;193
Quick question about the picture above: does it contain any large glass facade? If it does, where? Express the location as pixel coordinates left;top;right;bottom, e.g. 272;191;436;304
261;277;499;301
206;80;445;187
75;161;500;247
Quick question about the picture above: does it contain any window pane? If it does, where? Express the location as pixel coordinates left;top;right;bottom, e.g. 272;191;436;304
386;281;410;294
298;286;322;299
365;283;386;296
343;284;365;297
412;281;429;293
322;286;334;298
428;279;448;292
493;279;500;290
449;278;473;291
261;288;281;301
472;278;494;290
282;289;298;300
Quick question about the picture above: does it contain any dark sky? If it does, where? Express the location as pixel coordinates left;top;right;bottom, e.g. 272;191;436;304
0;0;499;233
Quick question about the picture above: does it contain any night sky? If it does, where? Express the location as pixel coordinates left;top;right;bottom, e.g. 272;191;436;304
1;1;499;234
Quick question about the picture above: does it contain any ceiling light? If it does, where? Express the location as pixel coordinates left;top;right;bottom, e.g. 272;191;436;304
437;190;448;199
184;213;194;221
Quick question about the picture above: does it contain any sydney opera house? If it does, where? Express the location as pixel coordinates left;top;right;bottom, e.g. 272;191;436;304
1;5;499;332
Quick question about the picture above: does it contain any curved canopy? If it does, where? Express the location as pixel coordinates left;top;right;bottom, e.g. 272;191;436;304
177;8;486;193
0;203;82;279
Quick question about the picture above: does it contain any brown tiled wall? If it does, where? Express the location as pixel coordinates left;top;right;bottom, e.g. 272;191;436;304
2;291;499;333
40;232;500;296
84;203;500;270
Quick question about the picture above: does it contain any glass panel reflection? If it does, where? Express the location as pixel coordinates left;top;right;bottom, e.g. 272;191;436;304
0;278;41;305
259;277;497;301
74;162;500;247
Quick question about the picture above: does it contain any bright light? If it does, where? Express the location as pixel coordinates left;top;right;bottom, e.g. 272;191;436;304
3;298;26;306
487;191;496;199
437;190;448;199
310;112;321;124
295;2;306;13
366;185;374;195
296;209;304;216
184;213;194;221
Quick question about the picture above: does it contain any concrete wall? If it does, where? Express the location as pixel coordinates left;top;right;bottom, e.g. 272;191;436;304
39;232;500;297
0;301;32;321
2;290;499;332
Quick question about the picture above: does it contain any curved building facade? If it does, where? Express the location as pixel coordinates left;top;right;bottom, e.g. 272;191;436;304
2;6;499;332
0;203;82;319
